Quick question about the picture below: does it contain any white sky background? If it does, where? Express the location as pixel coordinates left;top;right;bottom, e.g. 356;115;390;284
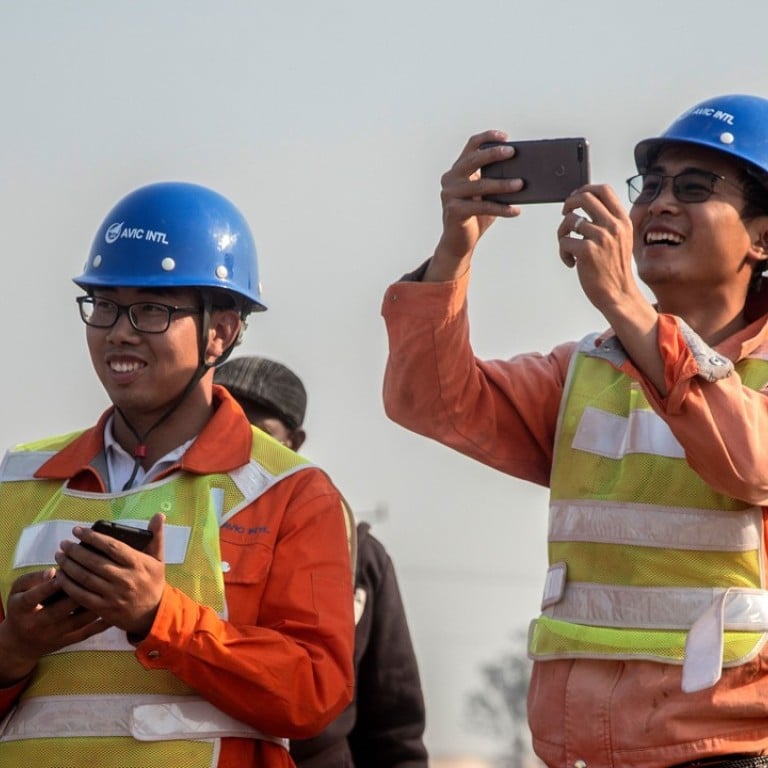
2;0;768;759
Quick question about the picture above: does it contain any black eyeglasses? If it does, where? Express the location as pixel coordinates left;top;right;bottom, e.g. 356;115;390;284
77;296;201;333
626;171;745;205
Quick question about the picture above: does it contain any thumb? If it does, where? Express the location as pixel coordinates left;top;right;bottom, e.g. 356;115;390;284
146;513;165;562
10;568;57;596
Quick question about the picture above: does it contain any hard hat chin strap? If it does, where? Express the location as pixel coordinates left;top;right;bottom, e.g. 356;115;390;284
116;292;241;491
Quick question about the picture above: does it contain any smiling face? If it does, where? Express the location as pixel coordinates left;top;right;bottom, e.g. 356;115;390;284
85;286;205;429
630;144;768;307
630;144;768;311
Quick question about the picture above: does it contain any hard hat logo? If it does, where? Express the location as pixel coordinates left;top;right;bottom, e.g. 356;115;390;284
105;222;123;243
687;106;736;126
104;221;170;246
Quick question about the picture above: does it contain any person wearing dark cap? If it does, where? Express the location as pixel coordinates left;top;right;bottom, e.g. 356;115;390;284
215;356;428;768
214;357;308;449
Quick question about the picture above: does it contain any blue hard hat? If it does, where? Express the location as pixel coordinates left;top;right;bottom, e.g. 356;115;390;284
634;94;768;184
74;181;266;312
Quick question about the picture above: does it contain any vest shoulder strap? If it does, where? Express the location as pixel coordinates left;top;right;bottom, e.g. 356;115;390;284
0;431;84;482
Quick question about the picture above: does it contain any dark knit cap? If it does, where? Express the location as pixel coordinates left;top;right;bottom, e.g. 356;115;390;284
214;356;307;430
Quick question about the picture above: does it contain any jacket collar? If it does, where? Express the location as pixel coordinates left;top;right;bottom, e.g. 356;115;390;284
36;385;254;482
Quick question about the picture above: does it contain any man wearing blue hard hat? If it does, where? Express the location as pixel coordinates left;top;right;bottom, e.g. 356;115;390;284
381;94;768;768
0;182;355;767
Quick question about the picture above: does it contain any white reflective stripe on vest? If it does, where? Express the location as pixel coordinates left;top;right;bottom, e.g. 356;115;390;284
549;500;762;551
541;574;768;692
13;520;192;567
542;578;768;631
224;461;309;526
48;625;132;654
0;449;56;481
0;694;288;749
572;405;685;459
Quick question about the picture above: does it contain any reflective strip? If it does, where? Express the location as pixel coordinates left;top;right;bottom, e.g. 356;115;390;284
0;450;56;481
132;699;287;744
542;578;768;631
226;462;273;518
540;578;768;692
209;488;225;525
50;625;133;654
541;561;567;608
13;520;191;567
683;589;727;692
573;406;685;459
223;460;312;525
14;520;81;567
0;694;288;749
549;500;761;551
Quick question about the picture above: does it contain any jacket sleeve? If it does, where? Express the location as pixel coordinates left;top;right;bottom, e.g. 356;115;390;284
348;531;428;768
631;312;768;505
381;270;575;487
133;467;355;739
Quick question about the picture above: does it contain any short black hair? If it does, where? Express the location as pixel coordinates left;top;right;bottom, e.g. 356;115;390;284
738;168;768;221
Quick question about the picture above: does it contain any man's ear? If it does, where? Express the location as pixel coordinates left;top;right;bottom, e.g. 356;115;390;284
750;217;768;254
205;309;242;363
289;428;307;452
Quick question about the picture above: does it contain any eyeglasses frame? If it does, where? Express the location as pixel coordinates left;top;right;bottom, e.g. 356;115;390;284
626;170;747;205
76;295;202;334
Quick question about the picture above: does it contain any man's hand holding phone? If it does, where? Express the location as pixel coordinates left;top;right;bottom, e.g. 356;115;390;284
426;131;522;282
0;569;109;686
52;514;166;638
425;131;591;283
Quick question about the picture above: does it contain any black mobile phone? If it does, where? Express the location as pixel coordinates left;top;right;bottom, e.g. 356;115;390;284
41;520;153;606
480;137;590;204
88;520;153;552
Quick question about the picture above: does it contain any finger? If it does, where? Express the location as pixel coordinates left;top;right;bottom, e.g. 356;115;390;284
558;233;589;269
37;590;85;619
557;212;591;241
71;527;137;566
583;183;627;219
442;195;523;222
442;176;525;207
442;174;522;198
462;129;510;156
9;568;57;596
147;513;165;562
564;184;628;225
60;617;112;646
9;569;62;612
54;545;113;601
449;134;514;182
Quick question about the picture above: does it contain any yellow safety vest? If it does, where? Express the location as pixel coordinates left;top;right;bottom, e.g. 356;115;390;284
0;426;315;768
528;335;768;692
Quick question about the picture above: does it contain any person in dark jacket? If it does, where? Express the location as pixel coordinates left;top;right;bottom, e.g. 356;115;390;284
214;356;429;768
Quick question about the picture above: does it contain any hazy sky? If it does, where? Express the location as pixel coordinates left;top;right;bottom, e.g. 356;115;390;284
3;1;768;759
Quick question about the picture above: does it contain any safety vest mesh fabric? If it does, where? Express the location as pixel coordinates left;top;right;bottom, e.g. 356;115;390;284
528;341;768;671
0;426;311;768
